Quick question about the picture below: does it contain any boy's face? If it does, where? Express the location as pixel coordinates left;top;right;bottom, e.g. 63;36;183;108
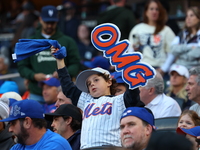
86;74;112;97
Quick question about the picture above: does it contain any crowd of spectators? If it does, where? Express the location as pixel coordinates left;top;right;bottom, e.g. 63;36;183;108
1;0;200;150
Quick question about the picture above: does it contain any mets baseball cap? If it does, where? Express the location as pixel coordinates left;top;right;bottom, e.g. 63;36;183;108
176;126;200;137
76;67;111;93
111;72;124;83
40;5;59;22
121;107;155;128
169;64;189;78
40;77;60;87
83;56;110;70
45;104;82;122
0;99;44;122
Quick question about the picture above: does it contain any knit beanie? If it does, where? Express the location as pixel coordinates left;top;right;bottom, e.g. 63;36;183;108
0;97;9;120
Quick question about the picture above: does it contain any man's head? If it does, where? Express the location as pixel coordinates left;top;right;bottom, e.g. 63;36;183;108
76;67;116;97
41;77;60;104
55;86;72;108
169;64;189;87
186;67;200;103
120;107;155;150
45;104;82;138
40;5;58;35
0;99;46;145
111;72;126;96
139;71;164;105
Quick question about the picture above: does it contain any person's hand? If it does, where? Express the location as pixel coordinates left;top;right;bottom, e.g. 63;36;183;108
34;73;46;82
196;136;200;147
52;71;58;78
133;44;140;51
51;46;59;58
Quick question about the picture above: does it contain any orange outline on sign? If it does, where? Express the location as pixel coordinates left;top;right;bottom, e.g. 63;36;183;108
91;23;155;89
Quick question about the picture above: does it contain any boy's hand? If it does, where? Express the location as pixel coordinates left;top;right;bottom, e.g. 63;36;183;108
51;46;59;57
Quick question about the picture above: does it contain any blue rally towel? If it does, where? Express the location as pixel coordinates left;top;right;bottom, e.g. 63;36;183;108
12;39;67;62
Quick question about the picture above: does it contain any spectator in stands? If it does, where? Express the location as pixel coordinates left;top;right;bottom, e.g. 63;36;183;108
0;55;10;86
165;64;191;110
0;97;15;149
55;86;72;108
128;0;175;76
0;99;72;149
41;77;60;113
177;126;200;150
97;0;136;40
82;55;110;70
45;104;82;150
139;71;181;119
165;7;200;72
1;91;22;107
0;81;19;97
76;24;98;62
58;0;80;41
6;0;22;27
146;131;193;150
111;71;126;96
17;5;81;104
187;67;200;116
178;110;200;129
120;107;155;150
159;0;180;35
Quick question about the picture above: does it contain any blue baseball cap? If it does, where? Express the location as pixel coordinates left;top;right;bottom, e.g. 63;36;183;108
40;5;59;22
40;77;60;87
176;126;200;137
0;99;44;122
121;107;155;128
111;72;124;83
0;81;19;94
83;56;110;70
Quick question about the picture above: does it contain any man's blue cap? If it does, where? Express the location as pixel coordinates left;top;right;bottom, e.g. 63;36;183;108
111;72;124;83
177;126;200;137
40;77;60;87
121;107;155;127
0;81;19;94
0;99;44;122
83;56;110;70
41;5;59;22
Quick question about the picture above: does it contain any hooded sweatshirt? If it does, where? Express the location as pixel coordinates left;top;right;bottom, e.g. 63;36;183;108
17;28;80;95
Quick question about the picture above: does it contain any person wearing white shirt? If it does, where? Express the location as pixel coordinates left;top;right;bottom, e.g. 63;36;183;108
139;71;181;119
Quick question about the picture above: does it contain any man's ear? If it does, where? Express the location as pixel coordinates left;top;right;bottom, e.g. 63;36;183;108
145;124;153;136
148;87;155;95
23;117;32;129
65;117;72;125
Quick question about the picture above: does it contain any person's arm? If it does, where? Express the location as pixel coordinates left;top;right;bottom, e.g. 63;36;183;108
63;37;81;78
181;46;200;60
52;47;82;106
17;57;46;82
123;85;144;108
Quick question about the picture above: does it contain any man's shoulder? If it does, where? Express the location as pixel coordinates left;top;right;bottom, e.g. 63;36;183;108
41;130;71;149
190;103;199;109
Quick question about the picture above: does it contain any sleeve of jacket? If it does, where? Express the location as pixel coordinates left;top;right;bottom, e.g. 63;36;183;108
17;57;35;80
171;44;191;56
57;67;81;106
180;46;200;60
163;26;175;53
123;86;144;108
64;37;81;78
